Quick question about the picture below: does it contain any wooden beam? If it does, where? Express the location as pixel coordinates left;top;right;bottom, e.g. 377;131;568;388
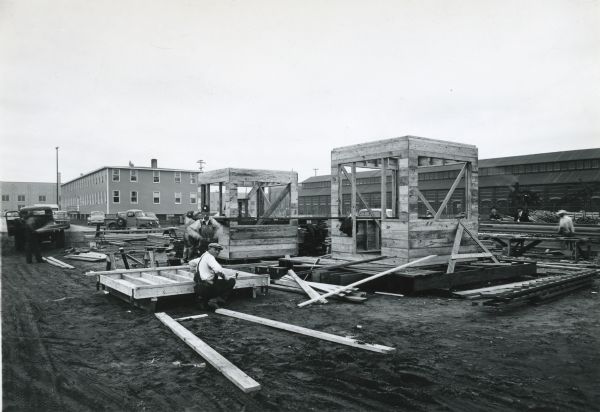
381;157;387;223
351;163;357;254
287;270;327;303
174;314;209;321
298;255;437;307
155;312;261;393
434;162;467;220
317;255;388;271
446;223;464;274
415;188;436;215
256;183;290;224
215;309;395;354
43;256;75;269
260;186;272;208
458;220;500;264
341;168;381;229
465;163;472;219
337;165;344;217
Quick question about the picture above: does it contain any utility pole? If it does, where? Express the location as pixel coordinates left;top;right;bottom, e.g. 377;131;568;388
313;168;318;176
55;146;60;208
197;160;205;173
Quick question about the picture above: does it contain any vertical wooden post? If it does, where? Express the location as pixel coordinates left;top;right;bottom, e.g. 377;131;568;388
218;182;223;216
338;165;344;217
257;186;264;218
200;184;206;208
226;182;238;218
381;157;387;223
290;173;298;218
391;167;397;218
206;184;211;211
351;162;357;254
465;162;472;219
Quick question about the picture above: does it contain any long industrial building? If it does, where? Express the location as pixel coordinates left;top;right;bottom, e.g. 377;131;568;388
299;148;600;217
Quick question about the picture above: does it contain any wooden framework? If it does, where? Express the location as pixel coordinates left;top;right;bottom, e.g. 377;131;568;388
198;168;299;259
93;265;269;308
330;136;480;266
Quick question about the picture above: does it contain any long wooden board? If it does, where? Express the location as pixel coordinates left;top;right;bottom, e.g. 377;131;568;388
215;309;394;354
155;312;261;393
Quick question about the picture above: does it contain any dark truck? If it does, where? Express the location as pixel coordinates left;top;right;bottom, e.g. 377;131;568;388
4;205;68;250
104;209;160;230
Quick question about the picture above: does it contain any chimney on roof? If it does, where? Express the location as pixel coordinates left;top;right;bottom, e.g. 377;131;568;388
151;159;158;168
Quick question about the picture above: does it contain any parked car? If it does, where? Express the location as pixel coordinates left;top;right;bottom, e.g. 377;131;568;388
87;210;106;226
53;210;71;229
104;209;160;230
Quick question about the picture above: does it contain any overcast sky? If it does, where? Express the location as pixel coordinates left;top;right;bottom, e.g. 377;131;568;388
1;0;598;183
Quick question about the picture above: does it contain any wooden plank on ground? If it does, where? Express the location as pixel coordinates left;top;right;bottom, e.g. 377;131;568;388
215;309;394;354
298;255;436;307
174;314;209;321
155;312;261;393
287;270;327;303
43;256;75;269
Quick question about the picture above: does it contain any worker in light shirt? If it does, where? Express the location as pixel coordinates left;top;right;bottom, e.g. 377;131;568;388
189;243;236;310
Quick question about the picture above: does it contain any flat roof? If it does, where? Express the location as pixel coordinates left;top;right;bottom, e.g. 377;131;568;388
62;166;200;185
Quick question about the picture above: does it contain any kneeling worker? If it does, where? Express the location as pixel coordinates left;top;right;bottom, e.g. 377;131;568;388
191;243;236;310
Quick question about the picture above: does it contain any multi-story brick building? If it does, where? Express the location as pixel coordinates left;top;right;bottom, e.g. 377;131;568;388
0;181;58;212
61;159;200;221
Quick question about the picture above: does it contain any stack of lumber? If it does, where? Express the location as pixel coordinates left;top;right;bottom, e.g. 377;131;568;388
456;269;598;308
271;274;367;303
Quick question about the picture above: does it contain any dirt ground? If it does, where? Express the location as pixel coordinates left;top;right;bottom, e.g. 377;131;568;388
2;240;600;412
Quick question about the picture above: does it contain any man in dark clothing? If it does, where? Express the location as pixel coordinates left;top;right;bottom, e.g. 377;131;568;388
489;207;502;221
192;205;221;256
513;207;530;223
23;214;43;263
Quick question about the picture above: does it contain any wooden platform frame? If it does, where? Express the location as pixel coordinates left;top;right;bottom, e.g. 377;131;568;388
198;168;299;260
92;265;269;310
330;136;479;266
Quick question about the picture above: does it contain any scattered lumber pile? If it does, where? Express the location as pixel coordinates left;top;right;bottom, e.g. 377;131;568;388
271;273;367;303
456;269;598;308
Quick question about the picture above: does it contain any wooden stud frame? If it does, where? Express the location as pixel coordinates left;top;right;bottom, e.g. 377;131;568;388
197;168;299;259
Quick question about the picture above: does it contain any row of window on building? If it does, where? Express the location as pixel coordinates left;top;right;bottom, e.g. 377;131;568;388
301;159;600;188
479;159;599;176
63;191;198;207
2;194;47;202
111;170;197;184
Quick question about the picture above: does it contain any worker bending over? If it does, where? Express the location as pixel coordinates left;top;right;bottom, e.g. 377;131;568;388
557;210;575;236
190;243;236;310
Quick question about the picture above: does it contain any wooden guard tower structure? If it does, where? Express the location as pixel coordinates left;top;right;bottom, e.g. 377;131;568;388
198;168;299;260
331;136;491;268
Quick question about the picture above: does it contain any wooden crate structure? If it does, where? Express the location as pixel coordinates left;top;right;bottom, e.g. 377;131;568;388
331;135;479;266
198;168;299;260
94;265;270;307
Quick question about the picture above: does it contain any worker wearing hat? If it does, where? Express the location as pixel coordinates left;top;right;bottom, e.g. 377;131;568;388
190;242;236;310
189;205;221;256
556;210;575;236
